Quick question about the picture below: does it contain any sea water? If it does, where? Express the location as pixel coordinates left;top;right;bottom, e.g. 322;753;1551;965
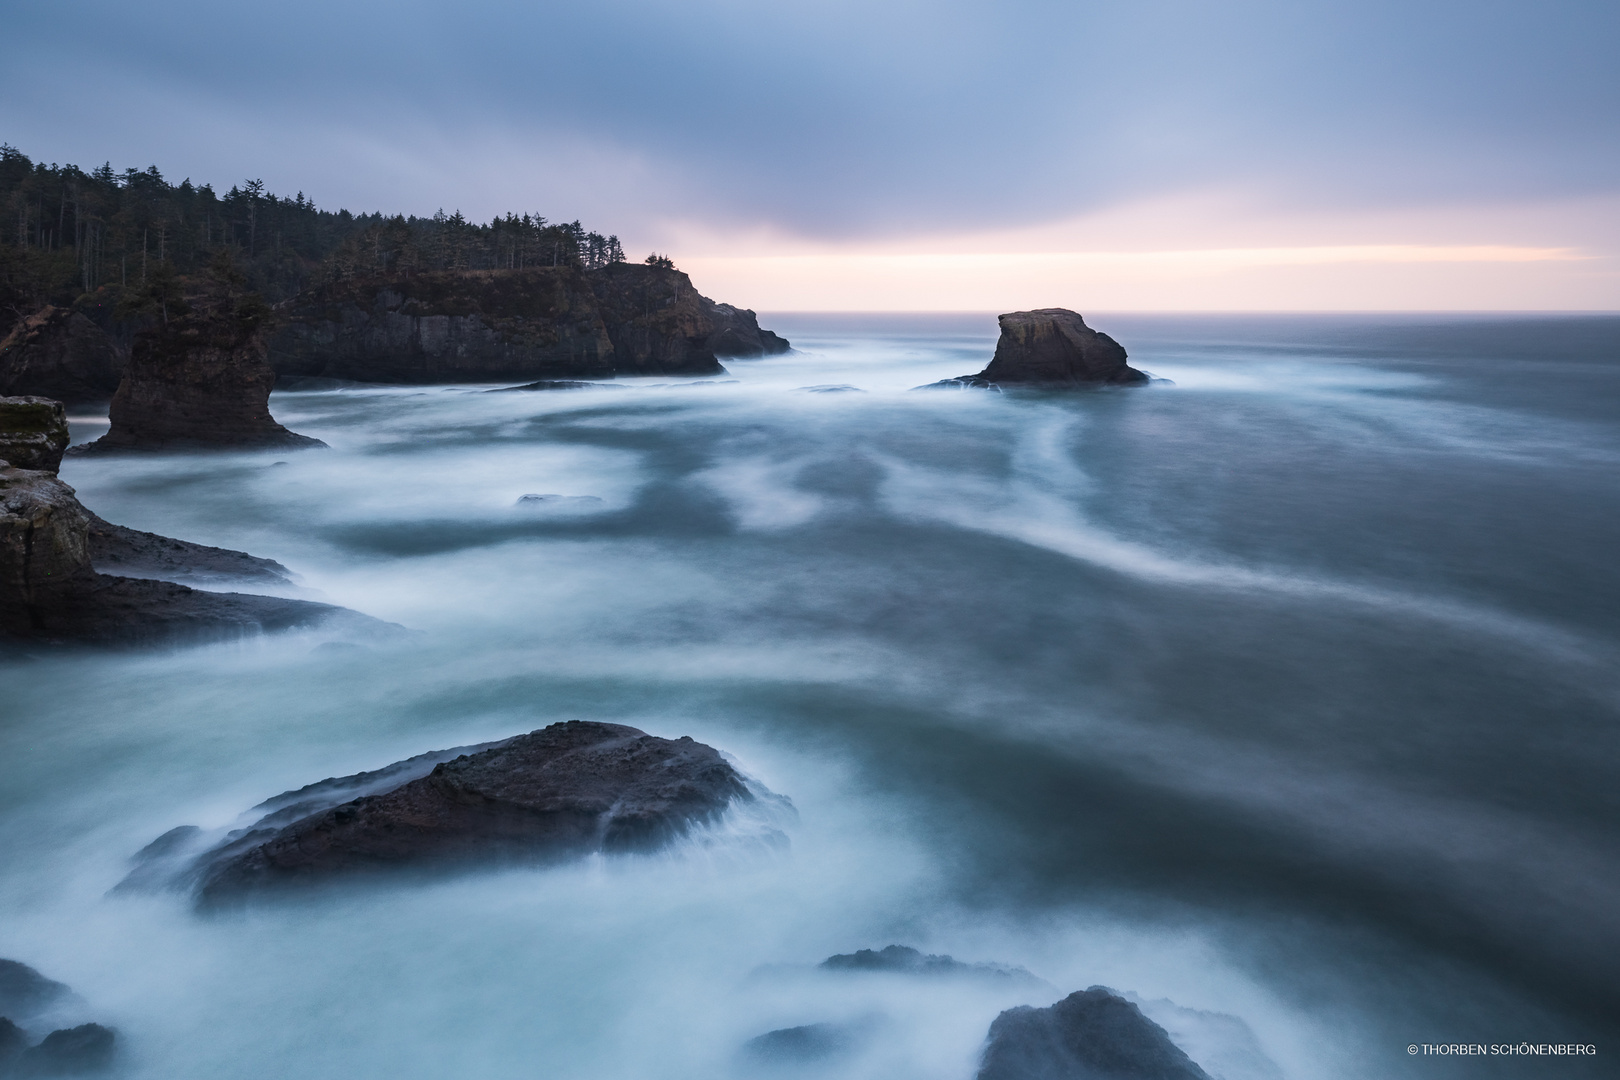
2;313;1616;1079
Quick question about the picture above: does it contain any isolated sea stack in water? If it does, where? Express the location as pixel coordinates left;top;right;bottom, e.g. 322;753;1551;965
926;308;1147;389
0;305;126;406
80;256;323;452
121;720;782;905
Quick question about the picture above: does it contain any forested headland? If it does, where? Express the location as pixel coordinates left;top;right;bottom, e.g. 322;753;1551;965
0;144;632;335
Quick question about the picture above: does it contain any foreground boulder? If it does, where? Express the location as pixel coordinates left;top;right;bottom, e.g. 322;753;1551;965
0;960;116;1077
0;465;376;646
0;307;125;407
922;309;1146;390
0;398;70;473
977;987;1210;1080
125;721;778;905
267;264;788;384
11;1024;116;1076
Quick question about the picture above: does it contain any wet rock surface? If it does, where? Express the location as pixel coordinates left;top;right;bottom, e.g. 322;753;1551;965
977;987;1211;1080
10;1024;116;1076
0;398;70;473
85;513;293;586
934;309;1147;390
0;465;380;646
127;721;771;904
0;963;72;1023
0;308;125;408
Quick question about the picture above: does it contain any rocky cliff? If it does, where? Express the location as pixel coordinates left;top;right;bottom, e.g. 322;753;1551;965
0;397;70;473
267;264;788;384
0;306;126;406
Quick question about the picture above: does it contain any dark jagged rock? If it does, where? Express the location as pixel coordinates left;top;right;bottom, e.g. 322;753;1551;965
0;465;383;646
85;513;292;586
0;398;70;473
126;721;775;904
0;308;126;407
931;310;1147;391
977;987;1210;1080
0;961;73;1022
266;265;788;385
16;1023;116;1075
820;945;1042;983
268;268;616;384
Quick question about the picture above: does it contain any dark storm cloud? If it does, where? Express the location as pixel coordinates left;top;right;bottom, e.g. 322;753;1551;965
3;0;1617;233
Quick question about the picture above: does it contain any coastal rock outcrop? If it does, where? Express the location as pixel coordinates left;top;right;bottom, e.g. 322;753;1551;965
0;464;373;646
85;513;293;586
0;307;126;407
0;959;117;1077
0;398;70;473
922;309;1146;390
126;721;779;904
821;945;1045;985
267;265;788;384
977;987;1211;1080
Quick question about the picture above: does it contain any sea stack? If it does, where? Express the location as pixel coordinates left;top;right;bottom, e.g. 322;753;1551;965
80;258;323;452
0;305;126;406
926;308;1147;389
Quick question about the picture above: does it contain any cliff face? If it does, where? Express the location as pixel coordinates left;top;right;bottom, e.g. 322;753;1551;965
267;264;789;384
0;306;127;405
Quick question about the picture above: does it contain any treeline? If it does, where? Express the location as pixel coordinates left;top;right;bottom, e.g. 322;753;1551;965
0;144;630;334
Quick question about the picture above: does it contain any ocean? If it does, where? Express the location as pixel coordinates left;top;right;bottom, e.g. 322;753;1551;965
3;312;1617;1079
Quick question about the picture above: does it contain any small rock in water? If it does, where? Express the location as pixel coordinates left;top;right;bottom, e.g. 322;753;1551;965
820;944;1044;984
977;986;1211;1080
744;1020;868;1064
795;384;866;393
18;1023;117;1075
0;960;74;1021
487;380;617;393
515;494;604;508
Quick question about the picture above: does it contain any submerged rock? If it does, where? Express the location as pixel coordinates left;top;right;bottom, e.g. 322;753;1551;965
0;961;73;1022
927;310;1147;391
488;380;620;392
796;384;866;393
821;945;1044;984
743;1020;873;1064
16;1023;117;1075
0;398;71;473
514;494;603;508
126;721;781;905
0;307;126;407
977;987;1211;1080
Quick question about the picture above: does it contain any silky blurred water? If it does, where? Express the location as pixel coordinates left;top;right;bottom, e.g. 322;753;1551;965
4;312;1618;1079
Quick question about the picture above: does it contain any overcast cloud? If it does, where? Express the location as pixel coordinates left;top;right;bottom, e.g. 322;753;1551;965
4;0;1617;243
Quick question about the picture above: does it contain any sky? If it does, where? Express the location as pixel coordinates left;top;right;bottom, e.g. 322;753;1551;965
4;0;1618;309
